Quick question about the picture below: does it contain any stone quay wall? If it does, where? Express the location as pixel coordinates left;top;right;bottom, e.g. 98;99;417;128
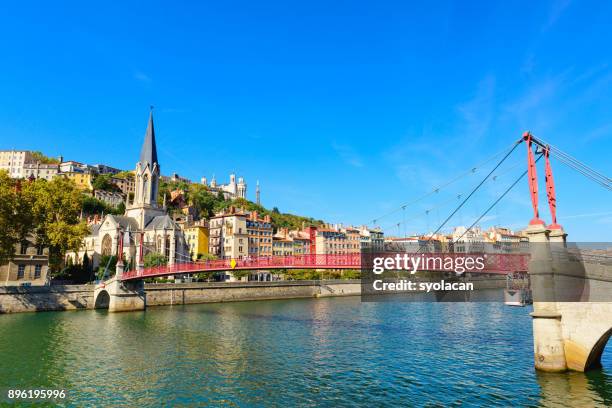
0;280;361;313
144;280;361;307
0;276;506;314
0;285;95;314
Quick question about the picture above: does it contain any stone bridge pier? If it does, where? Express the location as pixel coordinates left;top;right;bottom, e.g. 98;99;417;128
93;262;145;312
528;223;612;372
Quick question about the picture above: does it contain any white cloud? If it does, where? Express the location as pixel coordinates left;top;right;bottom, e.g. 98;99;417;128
332;142;363;168
134;71;152;83
456;75;496;141
542;0;573;31
562;211;612;220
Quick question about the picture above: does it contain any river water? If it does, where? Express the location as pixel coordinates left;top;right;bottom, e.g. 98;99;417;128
0;295;610;407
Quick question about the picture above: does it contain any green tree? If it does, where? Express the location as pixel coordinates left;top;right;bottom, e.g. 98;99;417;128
144;252;168;267
31;151;60;164
230;269;249;281
82;195;124;216
194;271;216;281
283;269;323;280
113;171;134;179
190;187;219;219
0;171;21;264
0;173;87;274
342;269;361;279
23;177;89;274
61;258;91;284
82;252;91;277
98;255;117;280
91;174;119;192
197;253;217;261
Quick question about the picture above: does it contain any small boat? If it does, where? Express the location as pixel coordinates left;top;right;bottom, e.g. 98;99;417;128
504;272;532;306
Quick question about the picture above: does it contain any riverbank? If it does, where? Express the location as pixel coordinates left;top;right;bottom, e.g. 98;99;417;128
0;280;361;313
0;276;506;314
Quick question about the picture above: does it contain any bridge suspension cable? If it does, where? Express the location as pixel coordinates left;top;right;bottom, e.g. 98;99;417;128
529;136;611;191
373;132;609;239
423;138;523;241
453;153;544;243
377;159;525;233
369;140;525;225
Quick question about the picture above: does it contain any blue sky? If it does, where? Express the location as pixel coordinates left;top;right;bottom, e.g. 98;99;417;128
0;1;610;240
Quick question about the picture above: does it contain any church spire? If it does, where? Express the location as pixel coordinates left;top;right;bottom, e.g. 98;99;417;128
139;109;158;169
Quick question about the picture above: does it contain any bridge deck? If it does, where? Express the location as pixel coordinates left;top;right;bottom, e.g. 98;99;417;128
120;253;528;281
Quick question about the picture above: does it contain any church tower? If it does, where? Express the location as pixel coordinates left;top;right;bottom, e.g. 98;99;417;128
237;177;247;199
126;111;166;228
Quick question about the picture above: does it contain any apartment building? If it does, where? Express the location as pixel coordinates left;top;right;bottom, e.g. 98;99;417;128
451;226;485;252
23;162;60;181
271;228;312;256
93;164;122;175
341;226;362;253
314;226;350;255
0;238;49;286
208;207;248;259
63;171;93;190
93;190;124;208
246;211;273;257
0;150;33;178
273;228;294;256
359;226;385;252
59;160;92;173
289;230;311;255
111;175;136;196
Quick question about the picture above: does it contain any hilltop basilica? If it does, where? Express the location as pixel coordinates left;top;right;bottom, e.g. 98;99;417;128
77;113;187;269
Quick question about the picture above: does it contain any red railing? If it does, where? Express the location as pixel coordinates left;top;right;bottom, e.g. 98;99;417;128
120;252;530;281
121;253;362;281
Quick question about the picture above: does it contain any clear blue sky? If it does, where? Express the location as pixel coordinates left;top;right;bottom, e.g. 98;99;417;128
0;1;610;240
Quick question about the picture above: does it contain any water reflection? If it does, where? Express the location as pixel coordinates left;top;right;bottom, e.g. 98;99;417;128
537;368;612;407
0;297;610;407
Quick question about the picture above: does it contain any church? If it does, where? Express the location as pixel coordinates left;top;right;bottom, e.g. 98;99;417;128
77;113;187;270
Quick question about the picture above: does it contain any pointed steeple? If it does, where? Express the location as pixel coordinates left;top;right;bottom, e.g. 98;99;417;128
139;110;158;169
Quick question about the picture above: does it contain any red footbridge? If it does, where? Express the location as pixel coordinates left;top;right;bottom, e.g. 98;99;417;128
120;253;529;281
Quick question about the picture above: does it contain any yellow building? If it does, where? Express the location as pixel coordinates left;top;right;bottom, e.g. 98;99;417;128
183;220;210;261
63;171;93;190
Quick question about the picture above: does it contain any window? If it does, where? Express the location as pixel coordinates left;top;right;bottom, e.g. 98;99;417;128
34;265;42;279
17;264;25;279
20;242;28;255
37;246;43;255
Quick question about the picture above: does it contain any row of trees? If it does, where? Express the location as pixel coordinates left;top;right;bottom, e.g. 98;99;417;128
0;171;89;274
282;269;361;280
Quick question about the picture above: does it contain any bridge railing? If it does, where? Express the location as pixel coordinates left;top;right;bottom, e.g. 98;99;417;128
121;252;529;281
121;253;362;280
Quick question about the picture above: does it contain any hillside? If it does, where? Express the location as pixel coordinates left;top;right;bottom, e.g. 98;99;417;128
159;180;324;231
